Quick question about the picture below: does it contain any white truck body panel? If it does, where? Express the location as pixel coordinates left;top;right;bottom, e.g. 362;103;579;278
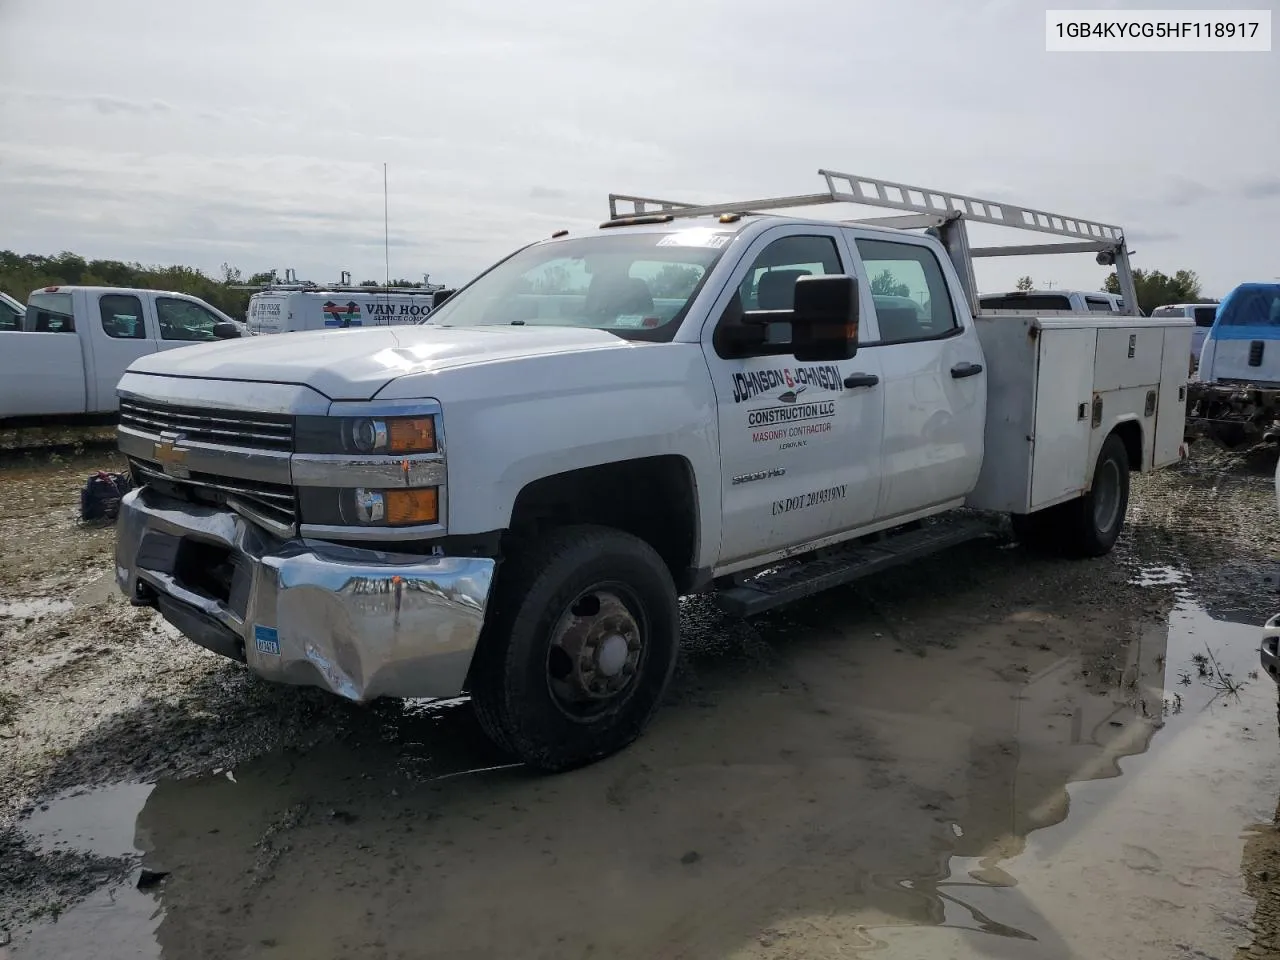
246;290;439;335
109;168;1190;754
0;287;239;420
967;315;1192;514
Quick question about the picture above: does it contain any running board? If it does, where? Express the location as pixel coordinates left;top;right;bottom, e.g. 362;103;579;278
714;519;995;617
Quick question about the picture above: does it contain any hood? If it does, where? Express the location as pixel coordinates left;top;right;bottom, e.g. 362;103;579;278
125;325;631;400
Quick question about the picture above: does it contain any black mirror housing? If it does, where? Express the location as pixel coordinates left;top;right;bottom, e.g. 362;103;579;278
792;274;858;362
212;322;242;339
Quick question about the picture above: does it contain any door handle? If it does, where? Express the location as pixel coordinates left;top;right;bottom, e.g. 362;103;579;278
951;362;984;379
843;373;880;389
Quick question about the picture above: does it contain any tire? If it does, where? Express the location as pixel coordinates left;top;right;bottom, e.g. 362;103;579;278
1057;433;1131;558
468;524;680;772
1010;509;1058;551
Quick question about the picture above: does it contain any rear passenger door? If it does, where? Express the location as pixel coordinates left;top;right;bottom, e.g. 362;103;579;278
848;233;987;522
87;292;158;411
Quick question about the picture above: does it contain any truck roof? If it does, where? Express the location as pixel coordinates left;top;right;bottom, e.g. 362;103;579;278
603;167;1142;318
28;285;212;298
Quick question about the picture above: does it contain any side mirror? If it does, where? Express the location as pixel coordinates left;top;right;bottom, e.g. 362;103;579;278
791;274;859;362
431;289;455;309
212;322;242;339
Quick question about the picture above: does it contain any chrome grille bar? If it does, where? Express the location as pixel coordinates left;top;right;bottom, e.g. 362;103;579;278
120;398;293;452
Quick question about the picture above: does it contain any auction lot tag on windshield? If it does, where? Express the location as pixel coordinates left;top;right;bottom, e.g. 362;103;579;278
254;625;281;656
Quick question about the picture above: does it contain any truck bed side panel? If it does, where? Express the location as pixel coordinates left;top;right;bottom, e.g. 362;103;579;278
0;331;88;418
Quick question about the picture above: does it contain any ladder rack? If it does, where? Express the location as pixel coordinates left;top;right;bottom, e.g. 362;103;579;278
607;169;1140;316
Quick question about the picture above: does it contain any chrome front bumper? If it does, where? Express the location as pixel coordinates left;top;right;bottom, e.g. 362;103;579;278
1263;614;1279;685
115;488;496;701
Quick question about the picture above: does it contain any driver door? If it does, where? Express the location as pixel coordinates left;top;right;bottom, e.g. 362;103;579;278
702;225;885;568
156;297;224;350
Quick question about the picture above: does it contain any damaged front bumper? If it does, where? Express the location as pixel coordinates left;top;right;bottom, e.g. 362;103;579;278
1263;615;1279;685
115;487;496;701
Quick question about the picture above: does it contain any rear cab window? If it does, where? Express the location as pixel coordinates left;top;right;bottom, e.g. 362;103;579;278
980;293;1073;312
1193;307;1217;327
25;292;76;333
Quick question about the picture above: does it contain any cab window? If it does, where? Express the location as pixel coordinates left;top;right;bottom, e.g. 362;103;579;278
157;298;221;341
99;294;146;339
855;238;958;343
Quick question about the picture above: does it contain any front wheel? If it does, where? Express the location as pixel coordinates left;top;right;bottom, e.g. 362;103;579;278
468;525;680;772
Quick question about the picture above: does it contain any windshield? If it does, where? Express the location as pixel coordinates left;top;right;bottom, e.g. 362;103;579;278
425;230;733;341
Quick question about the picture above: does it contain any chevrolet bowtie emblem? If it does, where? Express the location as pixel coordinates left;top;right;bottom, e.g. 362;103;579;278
153;433;189;476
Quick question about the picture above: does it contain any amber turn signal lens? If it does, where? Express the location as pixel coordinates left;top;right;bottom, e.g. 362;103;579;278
385;487;438;525
388;417;436;453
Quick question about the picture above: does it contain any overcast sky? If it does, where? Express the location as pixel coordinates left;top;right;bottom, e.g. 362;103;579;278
1;0;1276;298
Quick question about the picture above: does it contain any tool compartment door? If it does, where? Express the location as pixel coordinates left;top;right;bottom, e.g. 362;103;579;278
1153;323;1193;468
1029;326;1096;509
1094;327;1164;391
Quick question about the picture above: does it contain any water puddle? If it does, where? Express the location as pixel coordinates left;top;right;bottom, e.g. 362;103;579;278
20;784;156;859
7;592;1277;960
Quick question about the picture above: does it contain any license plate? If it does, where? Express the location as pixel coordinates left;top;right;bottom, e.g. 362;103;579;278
253;625;280;656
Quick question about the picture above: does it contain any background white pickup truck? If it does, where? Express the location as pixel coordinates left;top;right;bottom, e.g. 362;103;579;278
979;289;1130;314
112;169;1192;771
0;286;244;425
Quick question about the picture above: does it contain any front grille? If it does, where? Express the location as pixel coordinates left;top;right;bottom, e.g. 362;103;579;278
130;456;298;534
120;398;294;452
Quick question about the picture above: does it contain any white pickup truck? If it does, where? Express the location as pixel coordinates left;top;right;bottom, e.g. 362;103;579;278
112;169;1192;771
1;286;244;425
979;289;1130;314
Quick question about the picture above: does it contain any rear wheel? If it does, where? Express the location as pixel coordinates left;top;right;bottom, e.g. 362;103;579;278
1011;432;1131;558
1059;433;1131;557
469;525;680;772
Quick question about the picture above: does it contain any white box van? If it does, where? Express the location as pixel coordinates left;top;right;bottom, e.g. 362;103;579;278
246;285;450;335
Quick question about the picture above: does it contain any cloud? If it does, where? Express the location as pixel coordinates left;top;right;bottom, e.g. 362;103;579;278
1241;177;1280;200
1125;229;1180;244
529;185;567;200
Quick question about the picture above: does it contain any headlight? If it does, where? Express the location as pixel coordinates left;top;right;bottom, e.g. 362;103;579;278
298;486;441;527
352;487;439;525
296;415;438;455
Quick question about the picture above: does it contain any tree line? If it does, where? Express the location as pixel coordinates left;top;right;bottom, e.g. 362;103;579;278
0;251;439;320
1015;268;1210;315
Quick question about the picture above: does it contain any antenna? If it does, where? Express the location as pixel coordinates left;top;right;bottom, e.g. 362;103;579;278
383;162;390;287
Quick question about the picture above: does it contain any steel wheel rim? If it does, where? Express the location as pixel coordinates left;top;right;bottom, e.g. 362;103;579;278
1094;459;1121;533
545;584;647;721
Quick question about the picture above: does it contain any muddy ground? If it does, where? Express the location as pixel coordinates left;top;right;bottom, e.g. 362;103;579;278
1;442;1278;959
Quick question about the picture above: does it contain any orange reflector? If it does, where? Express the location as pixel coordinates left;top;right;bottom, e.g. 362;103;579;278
387;417;436;453
385;488;438;525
